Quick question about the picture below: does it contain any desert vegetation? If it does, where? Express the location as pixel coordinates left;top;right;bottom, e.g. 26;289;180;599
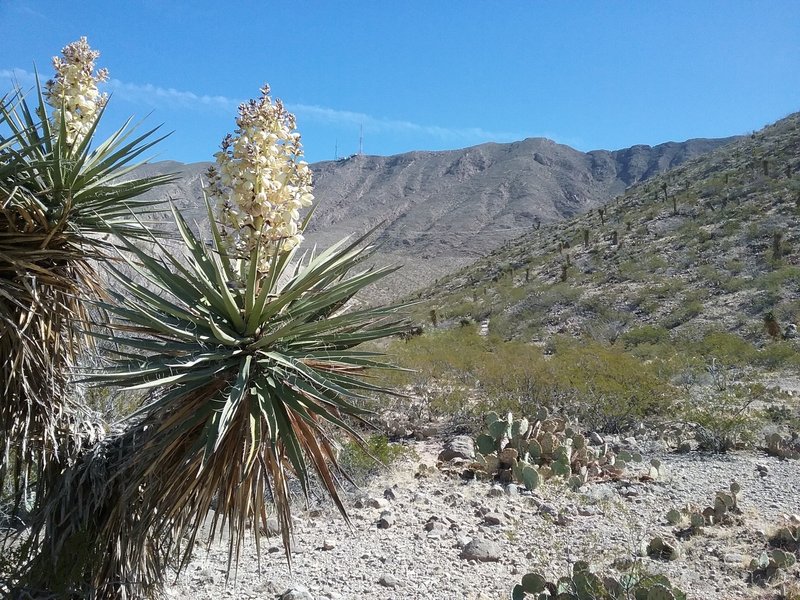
2;38;800;600
0;39;406;598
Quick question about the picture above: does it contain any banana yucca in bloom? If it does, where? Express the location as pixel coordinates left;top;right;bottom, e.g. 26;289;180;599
45;36;109;146
207;85;314;273
0;36;172;525
27;88;408;596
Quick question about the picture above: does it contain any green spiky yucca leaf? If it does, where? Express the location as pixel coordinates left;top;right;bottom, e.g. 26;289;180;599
0;78;175;512
52;198;409;595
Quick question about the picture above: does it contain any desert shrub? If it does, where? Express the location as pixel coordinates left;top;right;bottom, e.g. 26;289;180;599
621;324;671;348
549;340;675;432
684;384;765;452
476;341;557;415
690;331;757;367
757;266;800;293
755;341;800;369
662;298;704;329
407;327;485;380
337;435;414;486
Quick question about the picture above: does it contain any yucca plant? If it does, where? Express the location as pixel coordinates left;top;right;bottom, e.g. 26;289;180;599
0;39;174;524
18;86;409;598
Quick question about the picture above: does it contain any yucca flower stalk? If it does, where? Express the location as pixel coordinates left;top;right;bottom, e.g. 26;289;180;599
0;38;174;518
20;88;408;598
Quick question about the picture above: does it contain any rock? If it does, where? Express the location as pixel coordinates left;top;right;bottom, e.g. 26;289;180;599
539;503;558;517
504;484;518;496
723;553;744;564
589;431;604;445
413;426;437;440
488;484;504;497
622;436;639;449
368;497;389;509
460;538;501;562
322;539;336;551
378;574;399;588
483;512;503;526
555;513;573;526
377;511;394;529
383;487;397;501
280;586;314;600
438;435;475;462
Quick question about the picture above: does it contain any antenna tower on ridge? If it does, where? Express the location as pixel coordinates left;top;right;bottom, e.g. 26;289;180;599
358;124;363;156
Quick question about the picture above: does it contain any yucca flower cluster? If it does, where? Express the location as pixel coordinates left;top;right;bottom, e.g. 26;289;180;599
45;36;109;146
207;85;314;272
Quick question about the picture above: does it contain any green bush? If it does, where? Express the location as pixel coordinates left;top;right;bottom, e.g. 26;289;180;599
755;341;800;369
621;325;671;348
337;435;414;486
549;340;675;432
685;385;764;452
690;331;757;367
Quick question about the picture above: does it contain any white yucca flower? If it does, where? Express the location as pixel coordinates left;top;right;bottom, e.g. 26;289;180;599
207;85;314;273
44;37;109;146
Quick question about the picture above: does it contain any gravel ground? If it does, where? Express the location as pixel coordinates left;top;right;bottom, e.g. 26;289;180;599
164;440;800;600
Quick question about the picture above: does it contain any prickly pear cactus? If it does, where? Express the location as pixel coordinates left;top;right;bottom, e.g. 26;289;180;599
468;410;645;491
647;536;681;561
666;481;743;532
512;564;685;599
750;548;797;583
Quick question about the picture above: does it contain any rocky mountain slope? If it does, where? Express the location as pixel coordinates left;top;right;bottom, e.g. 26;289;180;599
414;112;800;343
134;135;734;301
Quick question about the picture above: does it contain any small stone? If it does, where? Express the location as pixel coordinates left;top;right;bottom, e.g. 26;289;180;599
488;484;504;497
484;512;503;526
460;538;501;562
322;539;336;551
623;436;638;448
539;503;558;517
555;513;573;526
379;574;399;588
723;553;744;564
280;587;314;600
377;511;394;529
504;484;518;496
354;497;366;509
383;487;397;501
438;435;475;462
368;497;389;509
589;431;604;445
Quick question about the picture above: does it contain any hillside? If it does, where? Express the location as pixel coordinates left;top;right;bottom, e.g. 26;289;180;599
414;112;800;344
133;135;734;301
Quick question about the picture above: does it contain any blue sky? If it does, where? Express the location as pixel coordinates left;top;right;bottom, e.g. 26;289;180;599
2;1;798;165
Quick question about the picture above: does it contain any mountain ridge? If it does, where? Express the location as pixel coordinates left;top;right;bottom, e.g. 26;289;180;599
134;132;738;301
411;111;800;343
